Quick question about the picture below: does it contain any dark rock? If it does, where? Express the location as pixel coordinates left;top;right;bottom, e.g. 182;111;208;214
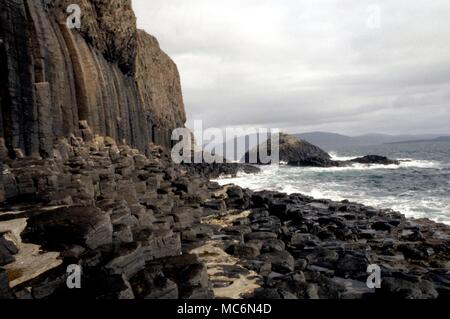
245;232;278;242
304;272;343;299
96;275;136;300
137;229;182;261
172;211;195;232
223;225;252;237
306;248;339;269
131;267;179;299
23;206;113;250
105;243;145;279
336;253;369;278
157;254;214;299
251;288;297;299
307;265;335;277
243;133;334;167
173;178;194;194
0;267;13;299
0;0;185;157
238;260;271;277
295;259;309;272
261;239;286;253
372;221;395;232
380;277;439;299
202;199;226;212
398;244;427;260
227;186;244;199
184;163;260;179
290;233;321;247
350;155;400;166
113;225;134;245
258;251;295;274
332;277;375;299
0;233;18;266
226;243;261;258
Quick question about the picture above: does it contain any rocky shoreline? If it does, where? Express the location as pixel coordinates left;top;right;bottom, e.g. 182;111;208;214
243;133;400;167
1;133;449;299
0;0;448;301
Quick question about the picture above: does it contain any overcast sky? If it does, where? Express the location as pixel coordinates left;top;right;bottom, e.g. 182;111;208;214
133;0;450;135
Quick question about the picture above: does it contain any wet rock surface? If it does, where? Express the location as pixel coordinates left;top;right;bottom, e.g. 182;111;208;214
0;135;449;299
349;155;400;166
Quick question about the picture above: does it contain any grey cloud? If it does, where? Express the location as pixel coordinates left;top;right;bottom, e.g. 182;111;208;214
133;0;450;135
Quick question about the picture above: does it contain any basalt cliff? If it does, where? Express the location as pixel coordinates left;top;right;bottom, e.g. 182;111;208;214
1;1;449;300
0;0;185;159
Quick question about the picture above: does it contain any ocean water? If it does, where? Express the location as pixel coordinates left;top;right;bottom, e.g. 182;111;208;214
215;141;450;225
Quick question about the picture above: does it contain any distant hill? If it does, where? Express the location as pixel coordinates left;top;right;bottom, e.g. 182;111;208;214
294;132;354;150
204;133;269;162
386;136;450;145
295;132;449;150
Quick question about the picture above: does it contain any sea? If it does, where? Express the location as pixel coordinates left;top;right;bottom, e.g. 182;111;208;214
215;141;450;225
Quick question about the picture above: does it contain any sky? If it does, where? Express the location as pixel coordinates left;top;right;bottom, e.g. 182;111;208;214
132;0;450;136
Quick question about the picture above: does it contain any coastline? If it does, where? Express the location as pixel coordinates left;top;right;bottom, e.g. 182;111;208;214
214;159;450;226
0;0;449;301
2;136;448;299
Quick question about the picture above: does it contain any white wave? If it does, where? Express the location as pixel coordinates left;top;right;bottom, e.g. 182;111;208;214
235;170;258;178
301;164;400;173
398;159;441;169
279;185;301;195
306;188;346;201
212;154;450;225
329;151;362;161
330;152;441;169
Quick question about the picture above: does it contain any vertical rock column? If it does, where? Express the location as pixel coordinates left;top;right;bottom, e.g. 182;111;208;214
0;0;36;156
0;0;188;157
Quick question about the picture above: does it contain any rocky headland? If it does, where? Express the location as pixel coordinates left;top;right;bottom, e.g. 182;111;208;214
1;0;449;300
243;133;400;167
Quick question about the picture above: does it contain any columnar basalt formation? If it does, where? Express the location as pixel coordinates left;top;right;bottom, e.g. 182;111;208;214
0;135;448;299
0;0;186;158
0;135;218;299
0;0;449;301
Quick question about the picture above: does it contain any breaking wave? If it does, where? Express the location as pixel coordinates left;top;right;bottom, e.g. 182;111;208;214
216;144;450;225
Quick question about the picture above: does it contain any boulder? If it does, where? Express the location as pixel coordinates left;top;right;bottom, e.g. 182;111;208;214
137;229;182;261
258;251;295;274
23;206;113;250
380;278;439;299
227;186;244;199
226;243;261;258
261;239;286;253
156;254;214;299
0;233;18;266
336;253;369;277
131;267;179;299
105;243;145;279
